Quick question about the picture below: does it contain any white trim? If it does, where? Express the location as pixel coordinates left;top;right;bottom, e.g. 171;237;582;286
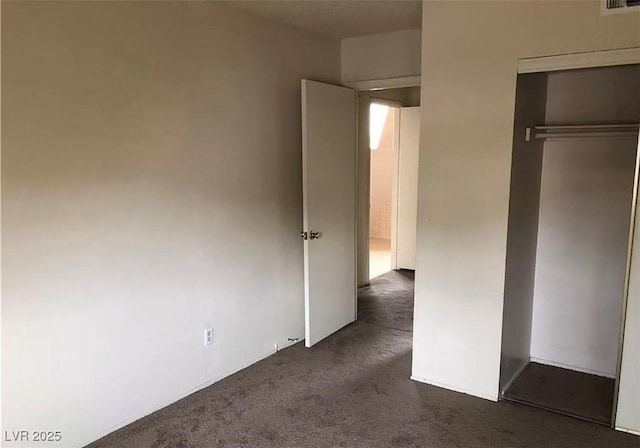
530;357;615;379
390;106;401;270
612;130;640;426
369;98;402;108
500;360;529;396
356;95;372;288
518;47;640;74
301;80;312;347
410;375;499;402
353;89;359;319
614;426;640;436
344;75;421;92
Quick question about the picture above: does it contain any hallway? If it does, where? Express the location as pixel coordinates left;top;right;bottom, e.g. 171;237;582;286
369;238;392;280
89;272;638;448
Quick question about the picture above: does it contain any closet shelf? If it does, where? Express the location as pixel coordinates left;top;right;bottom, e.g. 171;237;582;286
525;124;639;142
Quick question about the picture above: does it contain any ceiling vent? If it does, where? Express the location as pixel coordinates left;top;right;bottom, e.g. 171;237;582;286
603;0;640;14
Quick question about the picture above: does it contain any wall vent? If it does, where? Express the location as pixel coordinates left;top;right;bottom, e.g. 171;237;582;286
603;0;640;13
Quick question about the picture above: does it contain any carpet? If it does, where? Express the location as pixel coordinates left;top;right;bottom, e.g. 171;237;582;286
503;362;615;425
88;271;638;448
357;270;414;332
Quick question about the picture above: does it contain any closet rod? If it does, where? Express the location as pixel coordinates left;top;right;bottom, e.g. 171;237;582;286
525;124;639;142
534;131;638;140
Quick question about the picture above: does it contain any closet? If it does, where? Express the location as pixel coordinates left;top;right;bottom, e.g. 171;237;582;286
500;64;640;425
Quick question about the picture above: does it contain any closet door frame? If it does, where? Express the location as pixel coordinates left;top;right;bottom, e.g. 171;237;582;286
516;47;640;428
518;47;640;74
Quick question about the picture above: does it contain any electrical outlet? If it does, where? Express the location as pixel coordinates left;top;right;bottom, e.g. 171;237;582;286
204;327;213;346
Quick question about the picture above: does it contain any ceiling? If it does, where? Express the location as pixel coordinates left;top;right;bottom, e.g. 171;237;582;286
224;0;422;39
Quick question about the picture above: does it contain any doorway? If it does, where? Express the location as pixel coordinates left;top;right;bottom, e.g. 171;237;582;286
367;101;421;281
357;87;421;285
369;102;397;279
301;79;420;348
500;64;640;425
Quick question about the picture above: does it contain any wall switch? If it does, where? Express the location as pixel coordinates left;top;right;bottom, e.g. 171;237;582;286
204;327;213;346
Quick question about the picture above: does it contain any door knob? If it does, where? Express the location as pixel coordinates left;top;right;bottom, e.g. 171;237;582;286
300;231;308;240
309;231;321;240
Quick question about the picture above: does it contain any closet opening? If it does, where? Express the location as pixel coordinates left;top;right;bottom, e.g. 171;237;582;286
499;64;640;426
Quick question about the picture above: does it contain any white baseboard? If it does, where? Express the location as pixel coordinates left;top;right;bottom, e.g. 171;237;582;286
410;375;498;402
615;426;640;436
500;360;529;395
530;357;615;379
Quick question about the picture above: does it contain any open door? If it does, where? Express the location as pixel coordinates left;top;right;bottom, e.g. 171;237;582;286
301;80;357;347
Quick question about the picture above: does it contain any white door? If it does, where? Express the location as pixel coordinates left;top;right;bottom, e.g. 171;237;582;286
301;79;357;348
396;106;420;270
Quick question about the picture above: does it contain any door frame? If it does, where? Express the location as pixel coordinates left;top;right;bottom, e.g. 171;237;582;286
345;75;421;92
515;47;640;428
354;77;421;286
517;47;640;75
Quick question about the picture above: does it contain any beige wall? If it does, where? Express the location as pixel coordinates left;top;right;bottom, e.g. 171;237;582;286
499;72;547;394
1;2;340;446
413;0;640;418
341;29;421;84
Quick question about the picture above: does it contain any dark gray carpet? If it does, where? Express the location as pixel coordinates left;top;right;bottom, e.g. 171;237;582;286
503;362;616;425
357;270;414;332
88;271;639;448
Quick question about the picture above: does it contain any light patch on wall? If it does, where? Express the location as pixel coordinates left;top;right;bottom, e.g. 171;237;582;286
370;103;389;150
